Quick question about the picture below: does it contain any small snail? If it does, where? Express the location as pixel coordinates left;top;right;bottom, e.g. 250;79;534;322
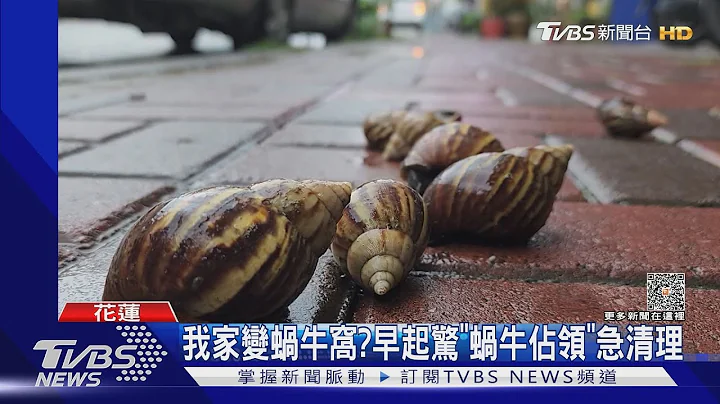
400;123;505;195
331;180;429;296
382;110;462;161
597;97;668;138
503;144;574;196
710;106;720;119
363;110;407;151
102;179;352;322
423;150;566;245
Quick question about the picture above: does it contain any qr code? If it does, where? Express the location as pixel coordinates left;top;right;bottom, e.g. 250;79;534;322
647;273;686;312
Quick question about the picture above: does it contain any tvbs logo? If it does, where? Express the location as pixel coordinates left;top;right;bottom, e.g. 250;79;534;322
659;26;693;41
537;22;595;41
33;340;136;387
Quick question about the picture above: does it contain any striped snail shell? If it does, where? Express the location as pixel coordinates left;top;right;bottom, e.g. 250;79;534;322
331;180;429;296
363;110;407;151
503;145;574;196
423;152;556;245
400;123;505;195
597;97;668;138
382;110;462;161
102;179;352;322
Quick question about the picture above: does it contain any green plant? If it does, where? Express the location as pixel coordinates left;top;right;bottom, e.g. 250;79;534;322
459;10;482;33
489;0;529;17
528;0;556;22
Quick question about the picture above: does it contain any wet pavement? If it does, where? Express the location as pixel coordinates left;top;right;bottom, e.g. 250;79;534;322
58;34;720;352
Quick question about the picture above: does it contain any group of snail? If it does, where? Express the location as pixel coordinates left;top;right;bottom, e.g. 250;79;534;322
101;95;664;323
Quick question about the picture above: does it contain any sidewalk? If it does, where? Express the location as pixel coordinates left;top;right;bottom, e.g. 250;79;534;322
58;35;720;353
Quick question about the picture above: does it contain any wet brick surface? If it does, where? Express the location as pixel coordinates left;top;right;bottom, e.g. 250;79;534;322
694;140;720;155
58;140;88;157
60;121;265;179
551;136;720;206
58;239;353;323
296;99;405;125
198;146;402;188
57;37;720;344
58;119;146;142
353;276;720;353
661;109;720;140
464;116;606;138
415;105;598;122
263;123;367;148
73;102;290;122
59;177;173;242
416;201;720;287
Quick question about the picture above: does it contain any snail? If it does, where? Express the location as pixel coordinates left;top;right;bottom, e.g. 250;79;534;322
363;110;408;151
382;110;462;161
331;179;429;296
597;97;668;138
102;179;352;322
710;106;720;119
400;123;505;195
503;144;574;196
423;148;570;245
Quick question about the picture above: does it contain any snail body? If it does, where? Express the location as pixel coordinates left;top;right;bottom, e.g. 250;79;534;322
503;144;574;196
363;110;407;151
400;123;505;195
597;97;668;138
103;179;352;322
331;180;429;296
382;110;462;161
423;152;558;245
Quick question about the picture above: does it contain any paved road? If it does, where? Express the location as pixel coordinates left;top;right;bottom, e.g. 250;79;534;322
57;34;720;352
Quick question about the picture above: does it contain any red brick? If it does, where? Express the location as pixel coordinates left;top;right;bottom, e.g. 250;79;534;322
416;105;598;122
352;276;720;353
693;140;720;155
417;202;720;287
464;116;606;137
416;77;498;92
556;177;585;202
59;177;174;243
493;133;542;149
338;91;495;104
198;146;402;188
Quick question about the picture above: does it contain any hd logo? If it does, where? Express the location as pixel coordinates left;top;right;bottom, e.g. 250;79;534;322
34;325;167;387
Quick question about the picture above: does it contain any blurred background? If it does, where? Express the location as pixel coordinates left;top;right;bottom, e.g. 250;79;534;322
58;0;720;66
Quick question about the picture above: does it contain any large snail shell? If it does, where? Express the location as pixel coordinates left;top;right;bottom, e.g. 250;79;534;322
331;180;429;296
423;153;554;245
503;145;573;196
597;97;668;138
400;123;505;195
102;179;352;322
382;110;462;161
363;110;407;151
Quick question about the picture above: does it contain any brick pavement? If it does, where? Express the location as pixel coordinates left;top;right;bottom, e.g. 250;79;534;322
58;37;720;352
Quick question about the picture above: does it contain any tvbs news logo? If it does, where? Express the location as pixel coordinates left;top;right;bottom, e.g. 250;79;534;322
537;22;595;41
33;325;167;387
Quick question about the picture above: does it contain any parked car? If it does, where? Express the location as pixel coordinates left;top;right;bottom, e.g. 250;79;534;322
58;0;266;53
376;0;427;33
59;0;357;54
265;0;358;42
